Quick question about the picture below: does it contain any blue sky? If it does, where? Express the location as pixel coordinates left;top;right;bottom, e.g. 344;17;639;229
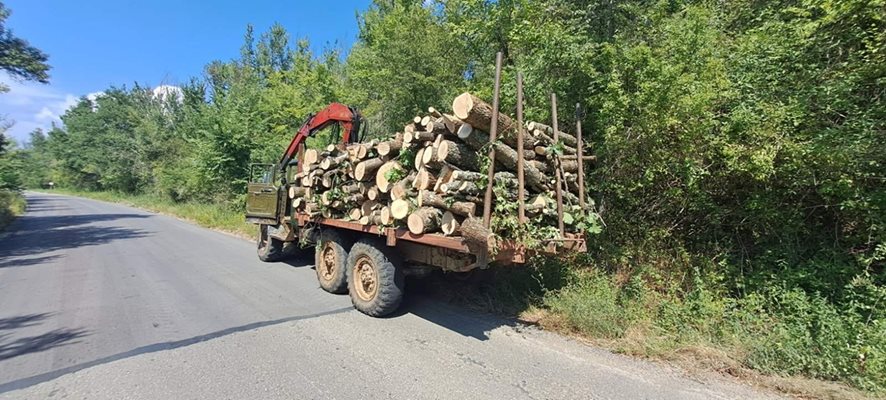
1;0;371;143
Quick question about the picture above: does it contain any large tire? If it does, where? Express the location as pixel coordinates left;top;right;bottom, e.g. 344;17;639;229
315;229;351;294
346;239;405;317
257;224;285;262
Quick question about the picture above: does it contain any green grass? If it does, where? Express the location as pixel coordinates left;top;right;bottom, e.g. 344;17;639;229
37;188;256;239
0;190;26;231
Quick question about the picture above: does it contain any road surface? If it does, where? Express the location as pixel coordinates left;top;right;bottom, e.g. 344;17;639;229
0;192;780;399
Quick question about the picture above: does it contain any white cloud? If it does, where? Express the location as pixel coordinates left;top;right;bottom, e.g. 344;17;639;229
0;76;80;144
152;84;183;104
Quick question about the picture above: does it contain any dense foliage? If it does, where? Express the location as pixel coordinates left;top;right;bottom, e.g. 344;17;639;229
2;0;883;392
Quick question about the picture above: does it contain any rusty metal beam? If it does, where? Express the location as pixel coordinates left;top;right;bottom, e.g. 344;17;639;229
482;52;504;228
575;103;586;209
551;93;565;238
516;72;526;223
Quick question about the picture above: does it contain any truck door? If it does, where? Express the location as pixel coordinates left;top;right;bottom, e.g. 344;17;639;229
246;164;280;221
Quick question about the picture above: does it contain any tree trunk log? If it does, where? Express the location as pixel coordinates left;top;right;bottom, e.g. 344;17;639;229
354;158;384;181
437;140;479;170
440;211;461;236
407;207;443;234
390;199;411;220
418;190;477;217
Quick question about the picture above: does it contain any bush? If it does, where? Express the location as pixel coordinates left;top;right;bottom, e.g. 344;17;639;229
0;189;25;230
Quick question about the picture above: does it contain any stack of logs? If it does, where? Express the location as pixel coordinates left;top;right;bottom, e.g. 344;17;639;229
288;92;594;237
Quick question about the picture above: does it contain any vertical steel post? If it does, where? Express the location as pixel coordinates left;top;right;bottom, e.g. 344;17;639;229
551;93;565;237
482;52;503;228
516;72;526;223
575;103;585;209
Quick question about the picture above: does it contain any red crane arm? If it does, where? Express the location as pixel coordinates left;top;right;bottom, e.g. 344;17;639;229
279;103;361;169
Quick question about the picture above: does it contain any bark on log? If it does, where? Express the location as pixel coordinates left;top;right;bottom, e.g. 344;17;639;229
452;92;533;149
361;200;379;216
418;190;477;217
437;140;479;170
413;167;437;191
377;140;403;158
460;217;493;265
528;121;578;147
407;207;443;235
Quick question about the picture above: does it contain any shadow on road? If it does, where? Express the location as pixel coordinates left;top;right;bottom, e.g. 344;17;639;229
0;196;153;266
0;328;89;361
0;312;89;362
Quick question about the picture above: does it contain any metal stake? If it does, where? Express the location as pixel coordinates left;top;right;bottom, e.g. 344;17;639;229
551;93;565;238
575;103;585;209
482;52;503;228
516;72;526;223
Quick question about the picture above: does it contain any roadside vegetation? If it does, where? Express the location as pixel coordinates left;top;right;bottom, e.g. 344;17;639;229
0;189;24;230
1;0;882;395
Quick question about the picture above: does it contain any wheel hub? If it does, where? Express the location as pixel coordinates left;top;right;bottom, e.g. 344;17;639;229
354;256;378;301
320;245;336;280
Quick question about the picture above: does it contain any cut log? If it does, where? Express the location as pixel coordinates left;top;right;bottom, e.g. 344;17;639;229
440;211;461;236
427;107;442;118
421;141;443;169
377;140;402;158
412;167;437;191
390;199;411;220
379;206;393;225
366;186;380;201
456;123;473;140
342;182;362;194
418;190;477;217
321;170;338;188
437;140;479;170
348;208;362;221
304;149;320;165
319;153;347;170
450;170;484;182
361;200;379;216
376;160;402;193
414;147;426;170
460;217;493;266
407;207;443;235
528;121;578;147
493;142;548;192
391;173;416;200
354;158;384;181
411;130;435;142
434;164;455;193
452;92;533;149
440;113;461;135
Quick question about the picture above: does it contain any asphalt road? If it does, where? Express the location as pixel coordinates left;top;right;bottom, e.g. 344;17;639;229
0;192;781;399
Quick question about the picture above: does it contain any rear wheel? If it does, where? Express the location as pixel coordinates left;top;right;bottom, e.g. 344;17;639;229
346;239;405;317
257;224;285;262
315;229;351;294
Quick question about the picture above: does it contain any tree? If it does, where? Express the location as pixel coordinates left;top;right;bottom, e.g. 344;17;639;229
0;1;50;87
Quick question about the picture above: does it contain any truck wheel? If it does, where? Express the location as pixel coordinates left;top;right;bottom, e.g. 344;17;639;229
257;224;285;262
346;239;405;317
315;230;351;294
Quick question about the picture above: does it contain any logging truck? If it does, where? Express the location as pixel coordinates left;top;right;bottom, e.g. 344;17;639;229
246;92;589;317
